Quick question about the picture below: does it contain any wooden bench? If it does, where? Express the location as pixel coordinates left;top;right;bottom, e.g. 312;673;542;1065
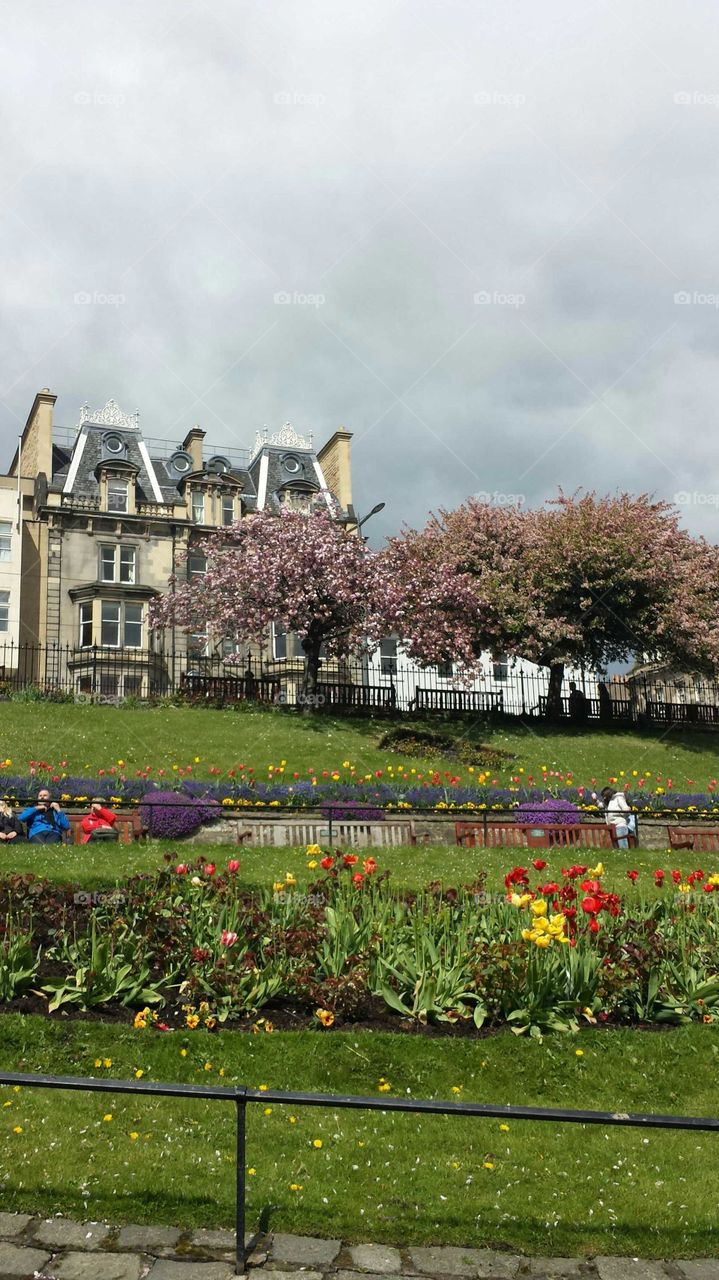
66;812;144;845
456;821;613;849
238;819;422;848
667;825;719;853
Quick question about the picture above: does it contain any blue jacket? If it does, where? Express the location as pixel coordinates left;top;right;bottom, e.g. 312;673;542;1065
18;804;70;839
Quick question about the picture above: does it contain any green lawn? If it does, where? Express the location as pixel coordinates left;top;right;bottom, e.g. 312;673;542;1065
1;701;718;791
0;1016;717;1257
7;839;717;894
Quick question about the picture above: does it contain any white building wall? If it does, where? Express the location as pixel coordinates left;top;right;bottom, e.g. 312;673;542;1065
0;485;22;654
364;642;598;713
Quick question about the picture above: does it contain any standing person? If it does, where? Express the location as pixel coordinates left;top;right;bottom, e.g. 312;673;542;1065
0;798;24;844
80;798;118;844
568;680;589;725
593;786;632;849
18;788;71;844
597;681;613;724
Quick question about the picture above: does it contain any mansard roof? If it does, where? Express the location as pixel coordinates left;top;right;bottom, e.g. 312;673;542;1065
49;401;342;516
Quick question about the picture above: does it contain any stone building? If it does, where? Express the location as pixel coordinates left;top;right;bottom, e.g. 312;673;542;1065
2;390;354;697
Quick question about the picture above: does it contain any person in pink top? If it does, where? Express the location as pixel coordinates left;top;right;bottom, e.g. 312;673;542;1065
81;798;118;844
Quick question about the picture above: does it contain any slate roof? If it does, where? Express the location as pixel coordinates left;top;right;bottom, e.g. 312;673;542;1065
51;414;341;516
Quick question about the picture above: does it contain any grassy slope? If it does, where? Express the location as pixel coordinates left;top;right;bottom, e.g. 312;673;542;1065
0;1017;717;1257
7;840;717;893
1;702;718;790
4;704;719;1258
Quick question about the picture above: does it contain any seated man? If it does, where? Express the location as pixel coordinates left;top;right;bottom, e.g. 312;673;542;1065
18;788;71;844
81;797;118;844
0;797;25;844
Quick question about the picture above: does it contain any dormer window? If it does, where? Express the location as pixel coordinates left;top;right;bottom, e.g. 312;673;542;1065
280;488;313;514
108;480;128;513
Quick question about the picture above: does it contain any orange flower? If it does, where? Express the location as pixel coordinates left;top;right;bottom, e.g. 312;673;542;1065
316;1008;335;1027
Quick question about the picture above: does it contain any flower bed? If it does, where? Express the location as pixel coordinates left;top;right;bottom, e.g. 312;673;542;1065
2;756;719;826
2;852;719;1038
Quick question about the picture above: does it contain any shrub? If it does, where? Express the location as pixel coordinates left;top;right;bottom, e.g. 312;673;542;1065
514;797;582;826
139;790;221;839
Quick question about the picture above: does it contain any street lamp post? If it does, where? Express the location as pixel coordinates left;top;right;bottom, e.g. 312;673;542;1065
355;501;386;534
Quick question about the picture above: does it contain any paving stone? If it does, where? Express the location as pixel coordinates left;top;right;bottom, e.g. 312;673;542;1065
336;1271;395;1280
147;1262;238;1280
349;1243;403;1273
409;1246;521;1278
270;1232;342;1267
595;1261;669;1280
675;1265;719;1280
50;1252;144;1280
0;1240;51;1280
33;1217;110;1250
189;1228;247;1252
0;1213;33;1240
526;1262;587;1278
117;1223;182;1254
260;1272;322;1280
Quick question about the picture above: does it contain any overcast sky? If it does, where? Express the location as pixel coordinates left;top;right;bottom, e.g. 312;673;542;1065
2;1;719;545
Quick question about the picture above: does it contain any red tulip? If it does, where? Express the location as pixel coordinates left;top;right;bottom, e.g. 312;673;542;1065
227;860;240;873
320;856;334;870
588;918;600;934
626;870;639;882
352;872;364;886
204;863;216;876
176;864;189;875
671;870;682;884
581;895;601;916
343;854;359;867
532;859;547;871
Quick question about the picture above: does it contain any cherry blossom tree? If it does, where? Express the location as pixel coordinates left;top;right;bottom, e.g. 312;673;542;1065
391;493;719;717
150;510;386;706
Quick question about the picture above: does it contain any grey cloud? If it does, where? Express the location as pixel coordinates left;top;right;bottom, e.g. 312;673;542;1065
2;0;719;538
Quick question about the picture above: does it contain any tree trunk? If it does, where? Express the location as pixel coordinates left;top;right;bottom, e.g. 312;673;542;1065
301;633;322;715
545;661;565;721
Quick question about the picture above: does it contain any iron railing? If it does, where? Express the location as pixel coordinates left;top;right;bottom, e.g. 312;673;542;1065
1;641;719;728
0;1068;716;1274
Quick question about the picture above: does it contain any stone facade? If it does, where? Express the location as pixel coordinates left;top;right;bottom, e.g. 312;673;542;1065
2;391;354;697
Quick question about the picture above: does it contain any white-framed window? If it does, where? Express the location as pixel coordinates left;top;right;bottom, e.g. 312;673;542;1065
100;601;143;648
379;637;397;677
107;480;128;513
282;489;312;514
79;602;93;647
0;521;11;562
221;494;235;526
0;591;8;632
272;623;287;660
188;550;207;579
100;545;136;584
191;491;205;524
492;655;509;681
188;628;210;658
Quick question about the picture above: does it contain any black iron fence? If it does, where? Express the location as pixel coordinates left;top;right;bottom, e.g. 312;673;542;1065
0;1068;716;1274
2;641;719;728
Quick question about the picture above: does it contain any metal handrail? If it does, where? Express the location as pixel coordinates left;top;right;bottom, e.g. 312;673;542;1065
0;1068;716;1275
